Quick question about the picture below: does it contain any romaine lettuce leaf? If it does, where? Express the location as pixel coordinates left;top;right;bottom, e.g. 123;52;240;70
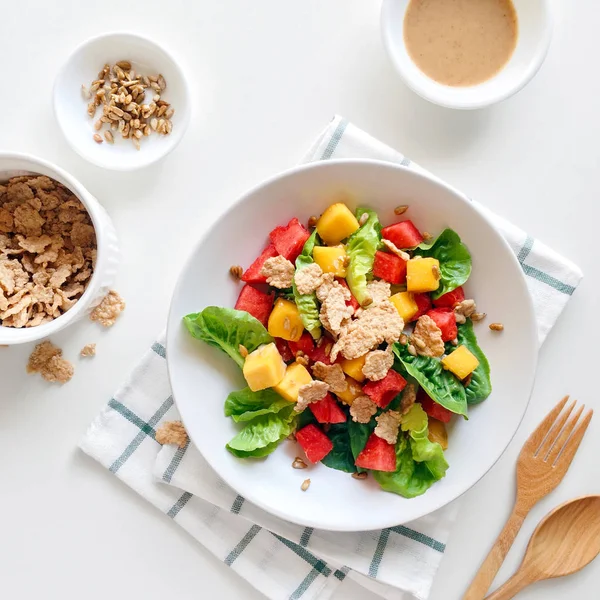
184;307;273;368
346;208;381;306
409;428;449;481
393;343;468;417
400;402;428;433
226;407;297;458
415;229;471;299
456;320;492;404
293;230;321;339
224;387;292;422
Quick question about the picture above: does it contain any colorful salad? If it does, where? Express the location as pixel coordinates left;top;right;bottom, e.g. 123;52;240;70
184;202;492;498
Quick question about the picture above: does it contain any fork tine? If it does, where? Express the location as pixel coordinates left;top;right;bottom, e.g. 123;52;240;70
536;400;576;457
545;404;584;463
554;409;593;468
521;395;569;455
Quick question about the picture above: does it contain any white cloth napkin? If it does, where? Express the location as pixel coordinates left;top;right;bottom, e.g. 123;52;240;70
80;116;583;600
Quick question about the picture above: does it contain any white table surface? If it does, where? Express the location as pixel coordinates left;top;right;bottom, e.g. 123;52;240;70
1;1;598;598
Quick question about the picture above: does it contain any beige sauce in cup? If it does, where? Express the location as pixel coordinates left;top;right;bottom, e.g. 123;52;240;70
404;0;518;87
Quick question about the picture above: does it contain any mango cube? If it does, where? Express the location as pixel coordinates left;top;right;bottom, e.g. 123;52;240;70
268;298;304;341
390;291;419;322
316;203;360;245
406;257;441;293
442;345;479;380
313;245;348;277
340;355;367;383
428;418;448;450
242;343;287;392
335;376;364;405
273;362;313;402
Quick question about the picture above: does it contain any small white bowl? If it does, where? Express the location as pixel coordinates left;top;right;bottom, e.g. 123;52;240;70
0;152;120;345
381;0;553;109
53;32;191;170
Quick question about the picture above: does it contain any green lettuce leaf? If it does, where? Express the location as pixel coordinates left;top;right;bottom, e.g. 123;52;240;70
409;428;449;481
224;387;292;422
415;229;471;299
320;421;357;473
293;230;321;339
456;320;492;405
347;418;376;473
346;208;382;306
400;402;428;433
226;407;297;458
184;307;273;368
393;343;468;417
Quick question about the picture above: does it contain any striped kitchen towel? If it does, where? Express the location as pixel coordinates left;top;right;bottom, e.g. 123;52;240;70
80;116;583;600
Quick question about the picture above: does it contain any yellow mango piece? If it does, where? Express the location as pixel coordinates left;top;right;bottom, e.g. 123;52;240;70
273;362;313;402
406;257;441;293
340;355;367;383
313;245;348;277
335;376;363;405
390;291;419;322
267;298;304;342
442;345;479;380
242;343;287;392
316;203;360;245
428;418;448;450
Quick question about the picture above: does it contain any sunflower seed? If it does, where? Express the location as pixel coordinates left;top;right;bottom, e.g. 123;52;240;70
489;322;504;331
93;133;103;144
116;60;132;71
301;479;311;491
292;458;307;469
81;85;91;100
352;471;368;480
104;130;114;144
394;205;409;215
470;312;486;322
94;119;103;131
157;74;166;90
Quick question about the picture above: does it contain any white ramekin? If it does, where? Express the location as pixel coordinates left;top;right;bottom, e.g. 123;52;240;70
0;152;120;345
381;0;553;110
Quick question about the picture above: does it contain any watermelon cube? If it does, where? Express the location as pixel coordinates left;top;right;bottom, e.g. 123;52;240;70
234;285;274;327
288;332;315;357
418;388;453;423
433;286;465;308
410;292;432;322
241;243;279;284
309;393;347;424
296;424;333;463
427;308;457;342
372;251;407;285
336;278;360;311
381;220;423;249
355;433;397;472
275;337;294;363
363;370;407;408
269;217;310;262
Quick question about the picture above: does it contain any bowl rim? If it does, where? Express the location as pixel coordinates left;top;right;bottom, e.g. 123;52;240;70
0;151;106;344
380;0;554;110
52;30;191;171
166;158;539;530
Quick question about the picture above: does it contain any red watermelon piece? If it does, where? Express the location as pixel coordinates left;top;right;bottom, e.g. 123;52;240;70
269;218;310;262
288;332;315;358
433;286;465;308
418;389;453;423
381;220;423;249
355;433;397;472
309;393;347;424
275;337;294;363
427;308;457;342
363;370;407;408
372;250;407;284
410;293;432;322
241;243;279;284
234;285;274;326
296;424;333;463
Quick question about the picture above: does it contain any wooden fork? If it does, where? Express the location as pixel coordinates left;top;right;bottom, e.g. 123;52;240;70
463;396;593;600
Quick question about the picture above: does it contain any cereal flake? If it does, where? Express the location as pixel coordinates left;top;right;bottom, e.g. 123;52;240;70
295;380;329;412
80;343;96;357
155;421;189;448
349;395;378;424
260;256;295;289
362;348;394;381
411;315;445;357
374;410;402;444
311;361;348;394
26;340;74;384
90;290;126;327
295;263;324;295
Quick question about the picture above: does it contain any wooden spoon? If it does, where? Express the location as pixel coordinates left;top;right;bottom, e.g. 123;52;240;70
485;495;600;599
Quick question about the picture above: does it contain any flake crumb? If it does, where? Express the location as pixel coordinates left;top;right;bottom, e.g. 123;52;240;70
411;315;444;358
294;263;324;295
155;421;189;448
90;290;125;327
349;395;378;424
319;280;353;335
80;343;96;357
295;380;329;412
374;410;402;444
362;348;394;381
311;361;347;394
260;256;295;289
27;340;74;384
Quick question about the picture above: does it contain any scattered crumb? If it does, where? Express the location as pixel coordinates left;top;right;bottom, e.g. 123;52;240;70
80;343;96;357
90;290;125;327
26;340;74;384
155;420;188;448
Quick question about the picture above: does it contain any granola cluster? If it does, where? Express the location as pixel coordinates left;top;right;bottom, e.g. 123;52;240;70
0;175;96;328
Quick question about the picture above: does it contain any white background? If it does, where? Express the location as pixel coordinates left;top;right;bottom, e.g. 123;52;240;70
0;1;598;599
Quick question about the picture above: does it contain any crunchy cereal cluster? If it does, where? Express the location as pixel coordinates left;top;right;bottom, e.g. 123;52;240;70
0;175;96;328
26;340;74;384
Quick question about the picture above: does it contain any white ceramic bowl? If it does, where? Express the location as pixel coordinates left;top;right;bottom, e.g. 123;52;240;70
381;0;553;109
53;32;191;171
0;152;119;345
167;160;538;531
